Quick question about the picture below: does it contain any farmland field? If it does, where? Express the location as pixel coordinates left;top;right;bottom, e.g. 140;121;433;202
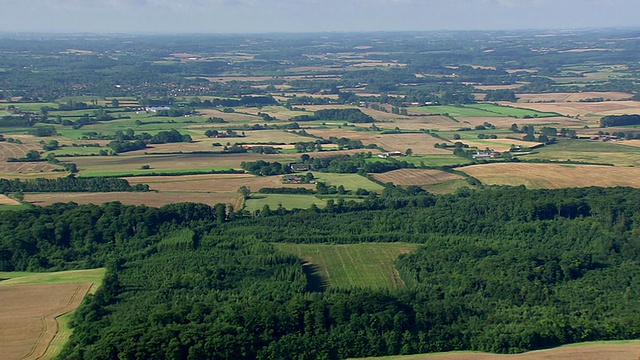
70;153;299;176
0;269;105;360
305;129;451;155
460;163;640;189
245;194;326;211
353;340;640;360
521;140;640;167
508;100;640;118
516;92;633;103
274;243;422;290
371;169;463;187
0;194;20;205
125;173;315;192
313;172;385;192
0;142;61;176
24;191;242;209
412;104;556;118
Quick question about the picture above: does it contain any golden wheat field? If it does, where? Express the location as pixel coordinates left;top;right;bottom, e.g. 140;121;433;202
371;169;463;186
305;129;451;155
460;163;640;189
0;283;92;360
354;341;640;360
125;174;315;193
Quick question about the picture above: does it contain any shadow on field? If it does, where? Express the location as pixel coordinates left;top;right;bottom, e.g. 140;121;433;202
301;261;327;292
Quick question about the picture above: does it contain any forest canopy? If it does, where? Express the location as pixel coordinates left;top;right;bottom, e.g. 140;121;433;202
1;186;639;359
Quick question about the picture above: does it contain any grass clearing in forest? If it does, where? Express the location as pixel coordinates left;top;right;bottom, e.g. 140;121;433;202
0;268;105;360
275;243;421;290
244;194;325;211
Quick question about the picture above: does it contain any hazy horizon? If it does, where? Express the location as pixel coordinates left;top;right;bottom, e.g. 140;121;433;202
1;0;639;34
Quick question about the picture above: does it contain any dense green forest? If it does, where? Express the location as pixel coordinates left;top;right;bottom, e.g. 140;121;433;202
1;186;640;358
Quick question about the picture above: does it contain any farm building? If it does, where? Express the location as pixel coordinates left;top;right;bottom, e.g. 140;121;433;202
289;163;311;172
472;150;502;159
378;151;404;159
282;175;304;184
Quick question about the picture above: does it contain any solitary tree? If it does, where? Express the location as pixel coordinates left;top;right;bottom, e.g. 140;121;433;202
238;186;251;199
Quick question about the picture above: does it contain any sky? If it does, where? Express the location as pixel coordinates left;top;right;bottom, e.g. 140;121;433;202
1;0;639;34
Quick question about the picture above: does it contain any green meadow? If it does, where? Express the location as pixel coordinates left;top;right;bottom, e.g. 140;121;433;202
274;242;422;290
245;194;326;211
313;172;385;191
0;268;105;286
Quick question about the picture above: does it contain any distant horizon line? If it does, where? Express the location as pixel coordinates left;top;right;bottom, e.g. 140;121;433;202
0;26;639;37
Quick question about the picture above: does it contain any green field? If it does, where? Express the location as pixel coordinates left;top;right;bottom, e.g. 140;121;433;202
245;194;326;211
0;204;31;211
0;268;106;286
275;242;422;290
413;103;557;118
404;154;471;167
313;172;385;192
521;139;640;166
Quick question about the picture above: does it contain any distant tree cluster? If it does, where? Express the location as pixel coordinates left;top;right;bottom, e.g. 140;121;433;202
600;114;640;128
241;160;291;176
290;108;375;123
0;176;149;193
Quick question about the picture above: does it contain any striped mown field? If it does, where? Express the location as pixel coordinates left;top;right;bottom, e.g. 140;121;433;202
274;242;421;290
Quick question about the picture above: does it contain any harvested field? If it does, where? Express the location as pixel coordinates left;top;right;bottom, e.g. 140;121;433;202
390;116;460;131
70;153;299;176
305;129;451;155
125;174;315;193
0;194;20;205
0;283;92;360
458;115;583;129
353;341;640;360
197;109;263;122
0;142;60;176
505;100;640;118
371;169;462;187
474;84;525;90
517;92;633;103
25;191;242;208
460;139;543;152
459;163;640;189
